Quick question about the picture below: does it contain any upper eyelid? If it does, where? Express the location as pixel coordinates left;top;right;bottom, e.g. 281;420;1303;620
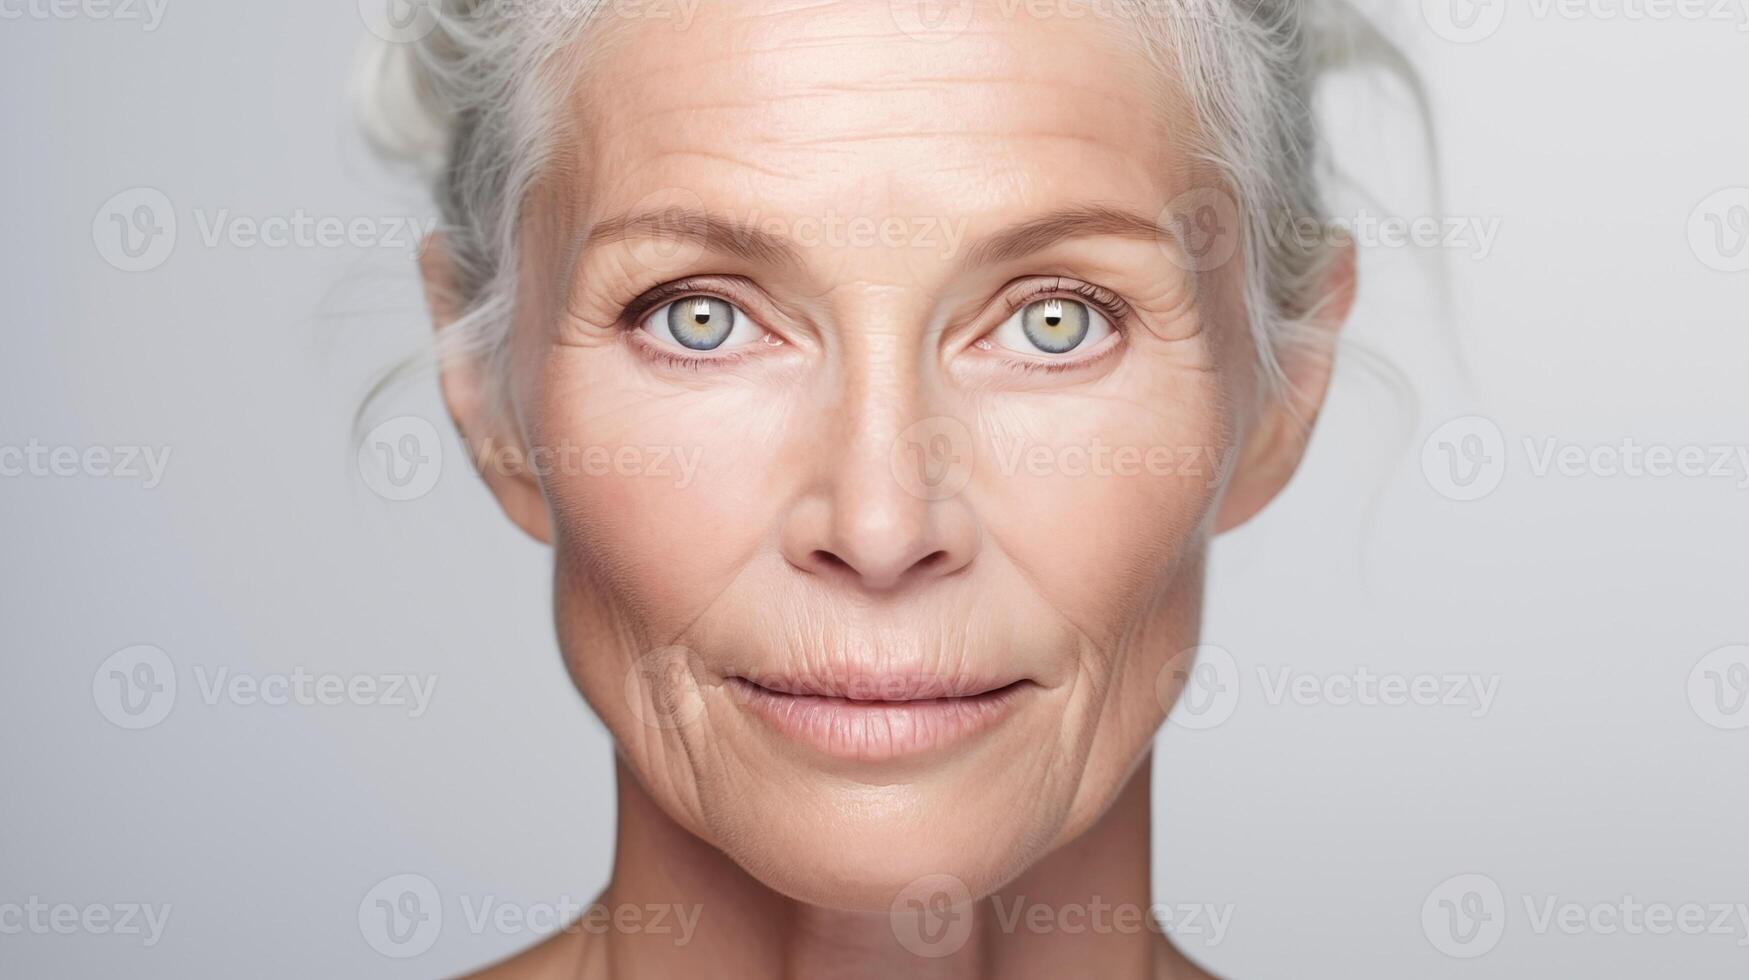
997;277;1131;321
623;276;755;322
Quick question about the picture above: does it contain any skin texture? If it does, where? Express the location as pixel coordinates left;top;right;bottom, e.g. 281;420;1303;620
423;1;1355;977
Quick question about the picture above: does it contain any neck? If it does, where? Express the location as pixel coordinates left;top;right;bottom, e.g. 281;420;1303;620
578;754;1206;980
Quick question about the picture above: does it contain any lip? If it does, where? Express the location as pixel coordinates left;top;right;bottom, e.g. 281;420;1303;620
727;673;1035;762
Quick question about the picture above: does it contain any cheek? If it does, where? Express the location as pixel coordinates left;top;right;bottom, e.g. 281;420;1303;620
526;347;800;636
970;359;1233;648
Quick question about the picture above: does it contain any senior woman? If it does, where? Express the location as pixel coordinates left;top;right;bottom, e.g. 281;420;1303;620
358;0;1391;976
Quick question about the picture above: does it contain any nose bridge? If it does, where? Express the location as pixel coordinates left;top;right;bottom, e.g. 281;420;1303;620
780;294;978;592
833;315;919;481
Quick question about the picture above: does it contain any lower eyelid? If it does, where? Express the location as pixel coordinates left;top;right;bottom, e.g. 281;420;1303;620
627;327;753;365
982;331;1125;377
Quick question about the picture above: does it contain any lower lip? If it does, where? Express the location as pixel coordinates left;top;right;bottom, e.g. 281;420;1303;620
728;678;1031;762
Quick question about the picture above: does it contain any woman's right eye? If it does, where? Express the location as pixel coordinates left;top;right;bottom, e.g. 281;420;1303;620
641;296;763;352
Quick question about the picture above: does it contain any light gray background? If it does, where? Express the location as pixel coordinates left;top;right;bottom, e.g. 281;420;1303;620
4;1;1748;977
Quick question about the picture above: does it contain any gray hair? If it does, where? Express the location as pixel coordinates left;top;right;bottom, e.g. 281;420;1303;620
354;0;1417;414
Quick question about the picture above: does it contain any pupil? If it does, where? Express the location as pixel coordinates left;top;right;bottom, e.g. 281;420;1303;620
667;297;735;351
1021;298;1089;354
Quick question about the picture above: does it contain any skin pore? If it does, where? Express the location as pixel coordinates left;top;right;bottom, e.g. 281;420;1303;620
423;2;1354;977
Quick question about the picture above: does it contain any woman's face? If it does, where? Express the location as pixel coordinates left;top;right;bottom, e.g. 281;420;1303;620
440;0;1335;910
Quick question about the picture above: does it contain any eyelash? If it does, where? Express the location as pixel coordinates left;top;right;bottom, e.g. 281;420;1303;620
1006;278;1132;325
617;276;1130;372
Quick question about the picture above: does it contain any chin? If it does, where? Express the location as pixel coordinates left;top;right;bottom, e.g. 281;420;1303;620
686;692;1083;910
719;777;1060;911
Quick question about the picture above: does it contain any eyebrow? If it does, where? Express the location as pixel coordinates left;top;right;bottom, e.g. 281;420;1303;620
582;208;803;267
579;203;1170;269
964;205;1172;267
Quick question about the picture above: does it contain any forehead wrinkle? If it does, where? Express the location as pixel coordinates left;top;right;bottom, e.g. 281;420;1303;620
578;2;1161;135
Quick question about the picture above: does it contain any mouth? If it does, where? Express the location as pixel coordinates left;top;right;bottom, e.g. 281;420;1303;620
726;673;1036;762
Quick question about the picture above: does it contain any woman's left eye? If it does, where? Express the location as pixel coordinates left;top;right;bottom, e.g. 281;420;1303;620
641;296;763;352
988;299;1114;356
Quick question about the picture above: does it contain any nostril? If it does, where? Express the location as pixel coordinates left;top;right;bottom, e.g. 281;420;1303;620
812;550;852;574
808;548;953;586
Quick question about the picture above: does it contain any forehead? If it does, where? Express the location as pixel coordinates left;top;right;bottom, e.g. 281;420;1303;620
569;0;1191;230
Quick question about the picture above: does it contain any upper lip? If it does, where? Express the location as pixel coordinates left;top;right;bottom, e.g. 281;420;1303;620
727;672;1027;702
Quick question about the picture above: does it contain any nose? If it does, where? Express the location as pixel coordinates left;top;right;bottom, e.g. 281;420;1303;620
780;400;980;594
781;487;979;592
